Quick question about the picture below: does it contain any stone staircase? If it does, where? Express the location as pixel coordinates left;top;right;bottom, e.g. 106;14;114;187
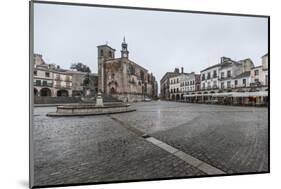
34;94;121;104
101;94;122;102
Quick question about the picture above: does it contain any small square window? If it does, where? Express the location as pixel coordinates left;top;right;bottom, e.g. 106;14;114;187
36;80;41;86
43;81;47;86
227;70;231;77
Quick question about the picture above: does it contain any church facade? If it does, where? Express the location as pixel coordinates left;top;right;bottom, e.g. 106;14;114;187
97;38;158;102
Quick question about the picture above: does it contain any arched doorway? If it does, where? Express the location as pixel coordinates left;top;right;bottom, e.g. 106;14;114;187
196;92;202;103
40;88;52;96
176;94;180;101
57;90;69;97
203;92;208;103
210;91;215;104
34;88;38;96
110;87;116;94
171;94;175;100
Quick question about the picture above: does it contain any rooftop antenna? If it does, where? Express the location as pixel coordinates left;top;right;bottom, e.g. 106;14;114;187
123;36;126;43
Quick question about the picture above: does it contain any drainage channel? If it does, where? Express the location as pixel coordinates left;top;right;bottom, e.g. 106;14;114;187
109;115;226;175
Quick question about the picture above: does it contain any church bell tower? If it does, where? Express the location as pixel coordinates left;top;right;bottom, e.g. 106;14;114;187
121;37;129;58
97;44;115;93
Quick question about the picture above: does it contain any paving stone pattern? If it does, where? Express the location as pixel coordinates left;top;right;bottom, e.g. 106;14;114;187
113;101;269;174
32;101;268;186
32;105;205;187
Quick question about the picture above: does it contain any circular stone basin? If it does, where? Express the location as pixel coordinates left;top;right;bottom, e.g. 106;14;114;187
47;103;136;117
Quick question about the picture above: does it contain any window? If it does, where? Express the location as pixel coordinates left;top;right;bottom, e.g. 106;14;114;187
207;82;211;89
255;79;259;83
45;72;50;77
202;74;205;81
227;81;231;88
221;72;225;79
221;82;224;89
34;70;37;76
207;72;211;79
36;80;41;86
202;83;205;89
140;71;144;81
109;51;112;58
243;79;246;85
100;49;104;56
235;80;238;86
213;81;217;88
213;70;217;78
265;75;268;85
227;70;231;77
254;70;259;76
43;81;47;86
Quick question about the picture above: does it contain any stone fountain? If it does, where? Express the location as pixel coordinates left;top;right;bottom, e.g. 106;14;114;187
47;89;136;117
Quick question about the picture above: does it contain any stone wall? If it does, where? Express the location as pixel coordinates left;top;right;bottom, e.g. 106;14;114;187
34;96;81;104
112;93;145;103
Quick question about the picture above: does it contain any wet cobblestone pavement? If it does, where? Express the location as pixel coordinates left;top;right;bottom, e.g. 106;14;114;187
32;101;268;186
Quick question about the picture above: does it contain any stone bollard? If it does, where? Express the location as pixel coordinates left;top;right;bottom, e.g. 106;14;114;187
95;92;104;107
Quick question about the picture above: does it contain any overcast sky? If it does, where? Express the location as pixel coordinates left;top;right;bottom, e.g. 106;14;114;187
34;3;268;83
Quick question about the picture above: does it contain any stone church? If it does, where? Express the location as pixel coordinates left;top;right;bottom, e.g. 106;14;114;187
97;38;158;102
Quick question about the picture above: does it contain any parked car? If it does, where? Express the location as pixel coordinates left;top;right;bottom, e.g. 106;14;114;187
144;97;152;102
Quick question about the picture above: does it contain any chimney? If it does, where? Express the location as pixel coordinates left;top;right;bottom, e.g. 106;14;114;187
181;67;184;73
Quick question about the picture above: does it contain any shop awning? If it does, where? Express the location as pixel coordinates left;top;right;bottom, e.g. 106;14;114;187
231;91;268;97
183;91;268;98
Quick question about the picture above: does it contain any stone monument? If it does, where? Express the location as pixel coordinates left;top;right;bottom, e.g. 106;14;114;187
95;91;104;107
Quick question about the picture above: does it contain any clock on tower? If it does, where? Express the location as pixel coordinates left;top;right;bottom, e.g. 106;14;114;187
121;36;129;58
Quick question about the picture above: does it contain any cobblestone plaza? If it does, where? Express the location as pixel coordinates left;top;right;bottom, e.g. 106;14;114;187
32;101;268;186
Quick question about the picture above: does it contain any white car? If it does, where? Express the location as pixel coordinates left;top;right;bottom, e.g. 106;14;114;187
144;97;152;102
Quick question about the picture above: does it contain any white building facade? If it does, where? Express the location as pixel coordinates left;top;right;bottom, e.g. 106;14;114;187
190;55;267;105
200;64;219;91
250;53;268;87
169;74;182;100
180;72;200;94
33;54;73;97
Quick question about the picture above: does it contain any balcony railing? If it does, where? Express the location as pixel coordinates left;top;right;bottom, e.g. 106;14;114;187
219;76;232;80
54;85;71;89
212;86;218;89
34;82;53;87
